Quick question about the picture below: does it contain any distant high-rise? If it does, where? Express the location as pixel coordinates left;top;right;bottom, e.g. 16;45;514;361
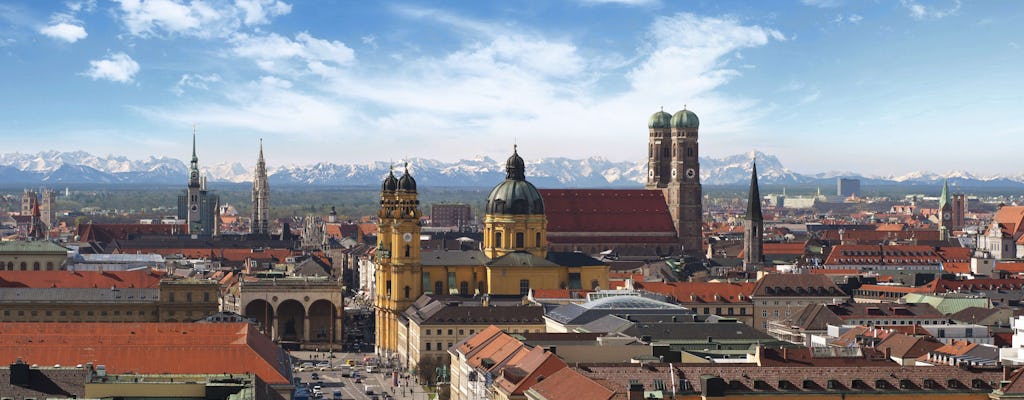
742;163;764;269
176;128;219;237
251;139;270;236
430;203;472;229
837;177;861;197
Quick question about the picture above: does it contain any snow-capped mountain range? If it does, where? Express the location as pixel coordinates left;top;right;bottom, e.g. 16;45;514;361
0;150;1019;188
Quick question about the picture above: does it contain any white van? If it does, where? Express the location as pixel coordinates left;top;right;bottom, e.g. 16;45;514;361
365;365;378;373
364;384;380;395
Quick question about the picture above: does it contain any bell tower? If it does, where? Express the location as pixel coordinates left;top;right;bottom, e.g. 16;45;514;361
665;107;703;254
187;127;203;235
938;179;952;240
374;164;422;354
742;162;764;269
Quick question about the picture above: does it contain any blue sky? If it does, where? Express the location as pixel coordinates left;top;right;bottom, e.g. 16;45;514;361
0;0;1020;176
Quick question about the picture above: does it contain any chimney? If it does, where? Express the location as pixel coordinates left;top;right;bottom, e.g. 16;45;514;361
783;347;788;361
628;383;645;400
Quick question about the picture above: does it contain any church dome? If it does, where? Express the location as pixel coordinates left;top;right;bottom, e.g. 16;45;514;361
670;108;699;129
648;110;672;129
398;164;417;192
381;167;398;192
486;146;544;215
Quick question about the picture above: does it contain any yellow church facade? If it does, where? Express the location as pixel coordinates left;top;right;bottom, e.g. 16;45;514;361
374;148;609;354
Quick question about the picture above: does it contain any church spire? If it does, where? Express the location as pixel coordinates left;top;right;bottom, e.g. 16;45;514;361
252;138;270;236
188;126;200;188
939;178;951;209
746;162;763;221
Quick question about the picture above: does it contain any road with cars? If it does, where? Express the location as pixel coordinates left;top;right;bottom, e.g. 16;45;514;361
291;351;436;400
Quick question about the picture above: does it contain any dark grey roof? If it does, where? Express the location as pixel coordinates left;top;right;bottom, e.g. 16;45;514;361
292;257;330;276
0;367;87;398
421;250;487;266
577;314;634;334
545;295;691;325
404;296;543;326
487;251;558;268
623;320;772;342
546;252;607;267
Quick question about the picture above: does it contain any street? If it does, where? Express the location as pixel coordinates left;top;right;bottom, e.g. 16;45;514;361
291;350;440;400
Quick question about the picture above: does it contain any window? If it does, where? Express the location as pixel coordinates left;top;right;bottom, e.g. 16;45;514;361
937;329;946;338
535;232;541;247
186;292;193;303
591;280;600;290
519;280;530;296
436;342;441;351
687;147;693;157
716;307;722;315
459;281;469;296
703;307;710;314
32;262;40;271
495;232;502;247
568;273;581;290
448;329;453;335
405;245;410;257
45;262;53;270
448;272;456;294
727;308;734;315
169;293;175;303
204;292;210;302
773;310;780;317
459;329;464;335
19;262;26;270
423;272;431;294
966;328;974;337
740;308;746;315
404;286;411;299
515;232;524;248
470;329;475;334
435;281;443;295
762;310;768;317
426;343;431;351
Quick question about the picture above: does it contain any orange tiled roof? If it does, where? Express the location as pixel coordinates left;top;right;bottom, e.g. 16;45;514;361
928;339;976;357
0;270;164;289
996;262;1024;273
527;367;613;400
637;281;754;303
942;262;970;274
763;242;806;255
0;322;290;385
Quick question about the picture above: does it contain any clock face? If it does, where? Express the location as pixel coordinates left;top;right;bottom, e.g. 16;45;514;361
190;171;198;179
671;169;677;178
403;232;413;242
190;204;198;212
648;169;654;178
943;213;951;220
686;168;696;179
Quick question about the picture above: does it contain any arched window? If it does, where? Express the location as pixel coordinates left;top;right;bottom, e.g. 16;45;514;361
591;280;600;290
495;232;502;247
515;232;524;248
687;146;694;157
405;245;410;257
535;232;541;247
459;281;469;296
32;262;40;271
6;261;12;270
45;262;54;270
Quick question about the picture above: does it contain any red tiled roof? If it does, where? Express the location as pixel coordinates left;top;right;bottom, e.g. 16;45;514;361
807;268;860;275
637;281;754;303
923;278;1024;294
824;244;944;267
763;243;806;255
856;284;926;294
992;206;1024;237
0;322;290;385
75;223;181;242
527;367;613;400
0;270;164;289
538;189;676;234
996;262;1024;273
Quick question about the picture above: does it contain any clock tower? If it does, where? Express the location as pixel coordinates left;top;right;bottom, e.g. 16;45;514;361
374;164;422;354
938;178;953;240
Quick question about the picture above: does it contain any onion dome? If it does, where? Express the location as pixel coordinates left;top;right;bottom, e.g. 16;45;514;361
381;166;398;192
398;163;417;192
671;107;699;129
648;109;672;129
487;145;544;215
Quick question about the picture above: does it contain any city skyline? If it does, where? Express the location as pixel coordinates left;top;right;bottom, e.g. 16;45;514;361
0;0;1021;175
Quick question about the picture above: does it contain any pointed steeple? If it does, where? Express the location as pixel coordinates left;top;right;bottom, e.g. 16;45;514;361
188;126;201;188
939;178;951;209
191;126;198;163
746;162;763;221
252;138;270;236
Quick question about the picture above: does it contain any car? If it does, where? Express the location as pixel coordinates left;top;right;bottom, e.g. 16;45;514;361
345;360;356;366
311;373;320;380
354;377;362;384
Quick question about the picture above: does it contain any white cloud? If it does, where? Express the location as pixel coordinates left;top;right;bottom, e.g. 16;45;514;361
65;0;97;13
361;34;377;49
140;9;784;162
848;14;863;23
235;0;291;25
83;53;140;83
229;32;355;76
172;73;221;95
40;22;87;43
901;0;960;20
113;0;291;38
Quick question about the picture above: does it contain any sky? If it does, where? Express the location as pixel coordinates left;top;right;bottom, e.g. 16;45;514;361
0;0;1021;176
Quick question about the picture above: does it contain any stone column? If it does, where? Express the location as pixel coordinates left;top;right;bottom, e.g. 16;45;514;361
303;315;311;342
270;315;278;341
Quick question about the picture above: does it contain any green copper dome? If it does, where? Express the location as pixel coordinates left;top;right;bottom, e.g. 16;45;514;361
648;110;672;129
671;108;699;129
